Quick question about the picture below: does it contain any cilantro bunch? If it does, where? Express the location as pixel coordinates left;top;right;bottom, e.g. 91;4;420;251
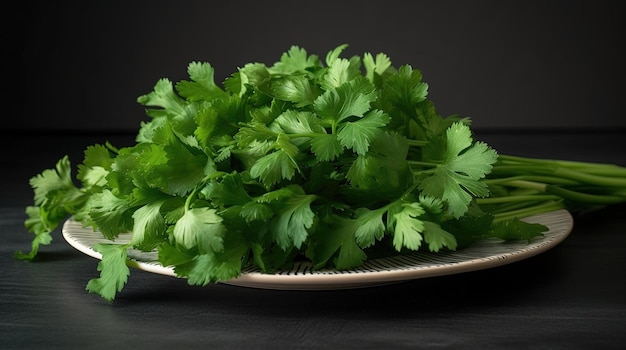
17;45;626;301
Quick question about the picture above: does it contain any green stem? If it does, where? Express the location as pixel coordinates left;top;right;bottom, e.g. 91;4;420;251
184;175;213;211
184;188;198;212
498;180;547;192
483;200;553;215
552;167;626;187
498;154;626;171
483;175;579;186
491;201;565;223
476;194;560;205
496;154;626;179
287;132;327;139
408;160;438;168
407;139;429;147
490;164;626;187
546;185;626;204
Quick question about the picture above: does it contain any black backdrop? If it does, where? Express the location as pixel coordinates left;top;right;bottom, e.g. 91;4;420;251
10;0;625;132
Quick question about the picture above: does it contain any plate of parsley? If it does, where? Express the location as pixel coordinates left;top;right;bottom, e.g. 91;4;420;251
62;209;573;290
23;44;624;302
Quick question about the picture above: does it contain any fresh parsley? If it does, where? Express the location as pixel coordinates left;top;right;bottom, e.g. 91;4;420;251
17;45;626;301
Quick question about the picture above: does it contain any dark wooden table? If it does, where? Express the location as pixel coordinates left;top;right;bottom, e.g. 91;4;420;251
2;130;625;349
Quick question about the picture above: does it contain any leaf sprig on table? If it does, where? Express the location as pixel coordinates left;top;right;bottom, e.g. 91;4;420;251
16;44;626;302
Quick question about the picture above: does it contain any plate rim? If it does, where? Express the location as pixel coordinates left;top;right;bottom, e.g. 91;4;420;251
61;209;574;290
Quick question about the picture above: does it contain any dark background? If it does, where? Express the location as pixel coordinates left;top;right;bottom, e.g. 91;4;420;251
9;0;625;133
3;3;626;348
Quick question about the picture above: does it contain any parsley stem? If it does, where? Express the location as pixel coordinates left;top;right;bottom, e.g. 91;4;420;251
491;201;565;223
476;194;560;204
406;139;428;147
498;154;626;172
483;199;552;214
183;175;212;211
407;160;438;168
494;180;547;192
551;167;626;187
184;188;198;211
545;185;626;204
483;175;579;186
491;164;626;187
286;132;326;139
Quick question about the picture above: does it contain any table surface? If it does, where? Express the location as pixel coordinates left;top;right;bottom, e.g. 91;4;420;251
2;130;625;349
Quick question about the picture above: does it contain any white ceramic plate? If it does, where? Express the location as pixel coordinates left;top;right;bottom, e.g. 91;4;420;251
62;209;573;290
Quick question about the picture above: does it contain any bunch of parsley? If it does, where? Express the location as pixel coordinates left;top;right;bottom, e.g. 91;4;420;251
17;45;626;301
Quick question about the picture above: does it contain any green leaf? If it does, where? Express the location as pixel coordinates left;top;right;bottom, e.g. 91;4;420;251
77;166;108;188
176;61;227;101
391;202;425;251
419;122;498;218
363;52;392;83
325;43;349;66
173;207;225;253
195;106;227;146
490;219;547;242
382;65;429;113
314;76;377;124
14;206;55;260
82;144;115;169
270;190;317;250
321;58;361;90
346;131;411;195
250;150;298;186
275;132;300;159
269;45;321;75
182;254;228;286
271;76;321;107
273;110;325;135
337;109;390;155
422;221;457;252
442;212;494;249
186;230;248;284
311;215;367;270
136;78;186;117
229;62;272;96
240;201;274;222
77;143;113;188
354;207;387;248
255;186;295;203
88;189;134;239
311;134;343;162
147;126;213;196
236;122;277;148
29;155;75;206
86;243;131;302
206;173;252;207
131;201;166;250
345;155;371;186
22;156;87;250
157;242;195;267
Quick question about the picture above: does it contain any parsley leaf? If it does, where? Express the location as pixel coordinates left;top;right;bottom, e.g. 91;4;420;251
337;109;390;155
311;215;367;270
269;187;316;250
86;243;131;302
173;207;225;253
419;122;498;218
176;62;227;101
391;202;425;251
314;76;377;125
490;219;547;242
